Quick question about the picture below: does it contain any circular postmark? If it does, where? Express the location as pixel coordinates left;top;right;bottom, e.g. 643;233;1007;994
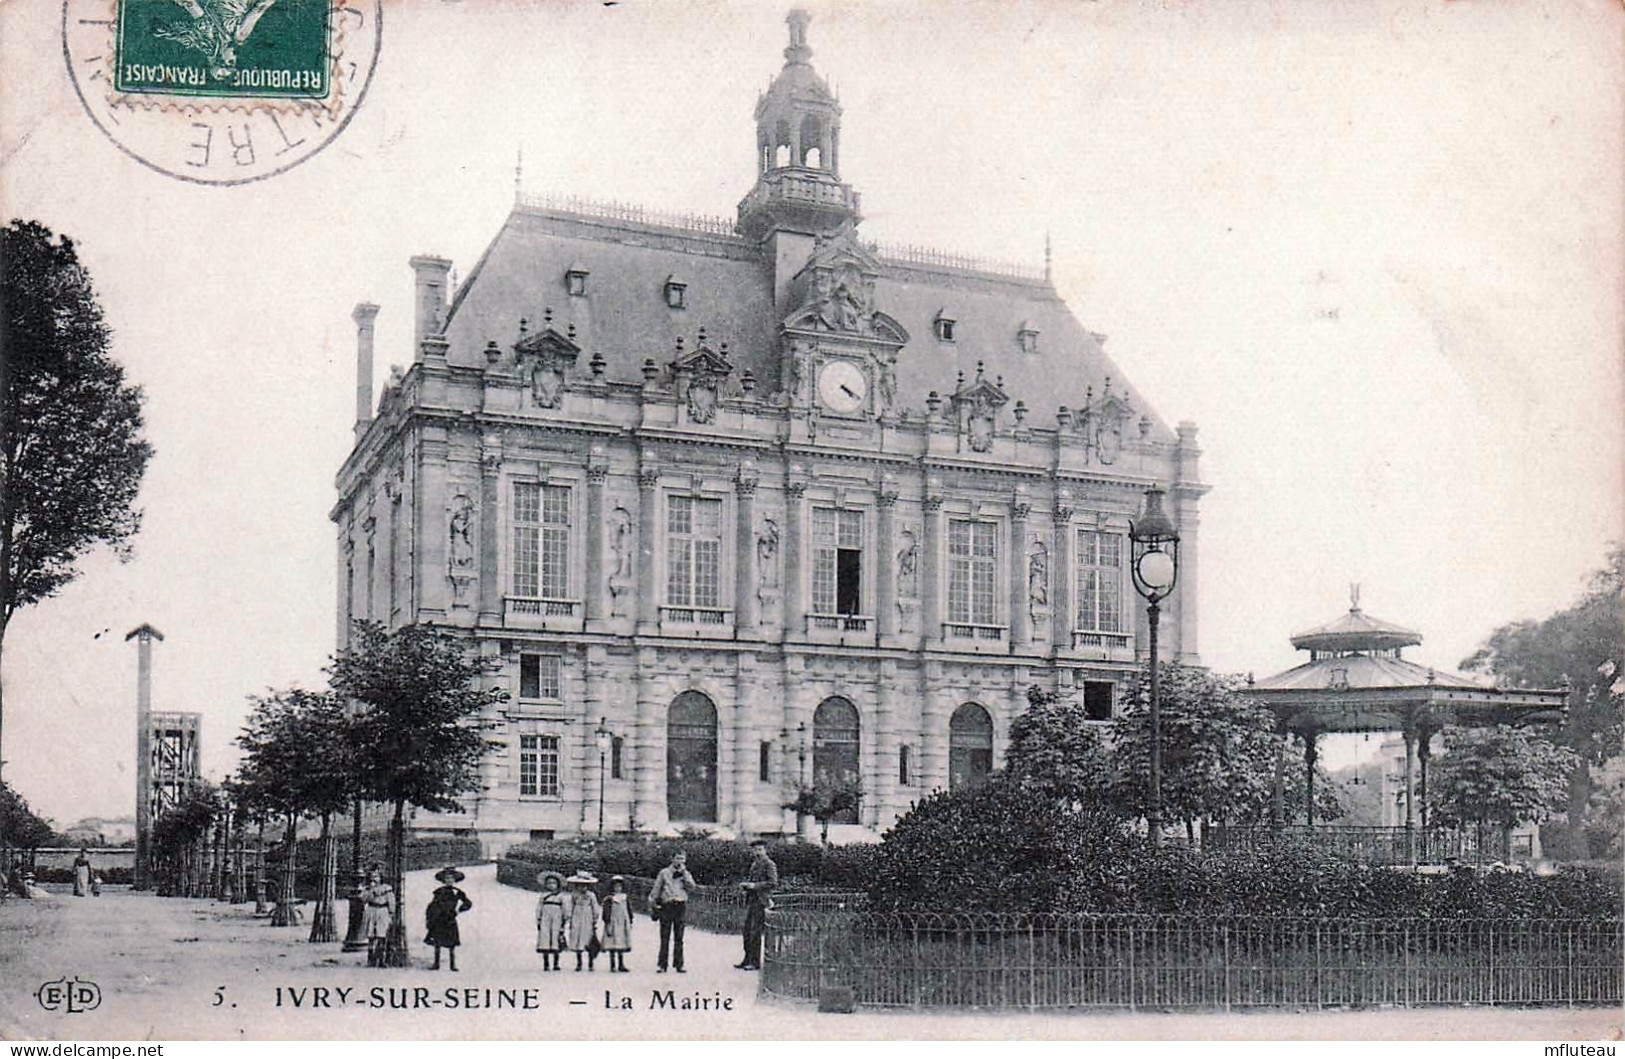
63;0;381;186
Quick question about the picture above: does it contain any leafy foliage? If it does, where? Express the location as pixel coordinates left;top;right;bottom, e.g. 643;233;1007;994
1112;665;1292;827
1;221;153;776
234;688;356;822
1003;686;1117;810
867;773;1148;914
1461;545;1624;857
869;773;1619;919
327;622;506;814
784;776;864;845
1427;725;1576;832
0;779;56;849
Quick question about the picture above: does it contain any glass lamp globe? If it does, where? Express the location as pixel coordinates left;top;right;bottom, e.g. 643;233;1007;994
1136;549;1176;592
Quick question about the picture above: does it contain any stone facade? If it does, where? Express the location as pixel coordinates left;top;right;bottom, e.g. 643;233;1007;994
333;11;1208;850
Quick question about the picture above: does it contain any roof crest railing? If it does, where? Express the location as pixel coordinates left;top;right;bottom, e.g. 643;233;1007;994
517;191;740;238
863;239;1048;284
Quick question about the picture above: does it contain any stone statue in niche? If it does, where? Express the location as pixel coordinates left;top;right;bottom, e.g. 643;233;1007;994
1028;541;1049;624
607;506;634;618
1096;415;1123;465
895;527;919;599
447;493;476;607
878;358;898;415
757;518;780;590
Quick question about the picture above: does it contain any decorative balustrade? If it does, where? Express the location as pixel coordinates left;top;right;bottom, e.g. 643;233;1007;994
659;605;732;626
942;622;1007;642
504;597;582;628
808;614;873;634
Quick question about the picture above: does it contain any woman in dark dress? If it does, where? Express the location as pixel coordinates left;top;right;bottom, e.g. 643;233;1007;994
424;866;473;971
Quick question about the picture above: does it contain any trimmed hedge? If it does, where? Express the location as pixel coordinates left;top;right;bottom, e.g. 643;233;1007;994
27;866;134;885
870;774;1623;920
277;833;484;898
504;837;879;892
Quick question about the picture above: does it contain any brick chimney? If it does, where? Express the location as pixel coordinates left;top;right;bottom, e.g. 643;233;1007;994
352;302;380;440
409;255;453;360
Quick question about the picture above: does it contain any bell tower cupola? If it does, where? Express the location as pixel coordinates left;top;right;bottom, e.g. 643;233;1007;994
738;9;861;243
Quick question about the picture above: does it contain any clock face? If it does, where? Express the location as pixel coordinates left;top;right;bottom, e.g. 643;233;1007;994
817;360;868;414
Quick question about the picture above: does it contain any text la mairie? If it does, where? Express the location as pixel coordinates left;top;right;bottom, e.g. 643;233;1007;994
334;10;1208;849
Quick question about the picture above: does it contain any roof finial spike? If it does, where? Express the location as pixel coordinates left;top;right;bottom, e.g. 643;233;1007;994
1350;582;1361;612
785;9;812;64
1044;230;1053;284
514;145;523;202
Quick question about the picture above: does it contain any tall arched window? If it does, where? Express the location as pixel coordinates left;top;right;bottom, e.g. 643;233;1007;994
813;696;861;823
950;702;994;791
667;691;718;823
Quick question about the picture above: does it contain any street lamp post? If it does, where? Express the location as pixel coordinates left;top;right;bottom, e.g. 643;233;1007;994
1129;484;1180;850
595;717;612;837
795;722;809;842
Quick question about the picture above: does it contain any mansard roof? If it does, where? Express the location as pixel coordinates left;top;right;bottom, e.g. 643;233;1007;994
443;198;1173;441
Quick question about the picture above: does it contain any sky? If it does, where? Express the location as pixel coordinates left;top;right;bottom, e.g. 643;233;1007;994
1;0;1620;827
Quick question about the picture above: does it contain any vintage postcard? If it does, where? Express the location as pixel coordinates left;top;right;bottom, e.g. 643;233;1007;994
1;0;1621;1049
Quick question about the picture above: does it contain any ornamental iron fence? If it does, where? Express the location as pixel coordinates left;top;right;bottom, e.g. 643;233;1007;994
762;911;1622;1010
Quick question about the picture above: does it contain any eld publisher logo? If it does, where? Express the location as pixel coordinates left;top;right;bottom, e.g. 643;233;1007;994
36;977;102;1014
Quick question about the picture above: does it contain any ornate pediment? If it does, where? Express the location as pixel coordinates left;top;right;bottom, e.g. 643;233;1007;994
951;362;1009;453
782;232;908;345
1069;376;1139;465
512;320;580;409
669;329;734;425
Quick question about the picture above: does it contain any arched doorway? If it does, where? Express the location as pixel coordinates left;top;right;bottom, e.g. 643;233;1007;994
812;696;861;823
667;691;718;823
950;702;994;790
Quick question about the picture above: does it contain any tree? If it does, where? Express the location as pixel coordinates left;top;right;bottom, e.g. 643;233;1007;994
1461;545;1623;858
1003;685;1118;810
783;776;864;846
149;783;218;897
0;779;55;890
1585;755;1624;862
868;772;1146;914
327;622;505;967
236;689;346;927
1112;664;1282;839
0;221;154;780
1427;724;1576;862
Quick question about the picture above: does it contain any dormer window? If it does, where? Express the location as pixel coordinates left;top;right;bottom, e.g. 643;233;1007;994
664;276;687;309
565;263;589;297
934;312;956;343
1018;322;1040;354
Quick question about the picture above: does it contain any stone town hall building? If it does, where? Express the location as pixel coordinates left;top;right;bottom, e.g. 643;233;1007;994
334;11;1207;849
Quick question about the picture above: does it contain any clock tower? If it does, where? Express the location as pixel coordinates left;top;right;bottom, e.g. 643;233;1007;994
738;10;863;316
779;234;909;419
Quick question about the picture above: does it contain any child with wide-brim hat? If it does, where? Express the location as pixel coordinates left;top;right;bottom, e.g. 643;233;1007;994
563;872;602;972
601;875;633;972
534;871;568;971
424;866;473;971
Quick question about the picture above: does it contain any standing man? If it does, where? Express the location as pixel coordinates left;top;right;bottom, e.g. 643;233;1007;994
736;838;778;971
649;849;697;974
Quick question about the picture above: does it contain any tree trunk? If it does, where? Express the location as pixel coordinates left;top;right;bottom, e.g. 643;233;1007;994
233;826;247;903
271;815;299;926
1566;758;1593;860
378;799;410;967
253;818;269;914
1475;818;1487;867
1184;819;1195;847
309;812;338;942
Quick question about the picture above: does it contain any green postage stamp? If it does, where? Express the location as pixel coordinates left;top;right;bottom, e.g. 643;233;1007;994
114;0;329;98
